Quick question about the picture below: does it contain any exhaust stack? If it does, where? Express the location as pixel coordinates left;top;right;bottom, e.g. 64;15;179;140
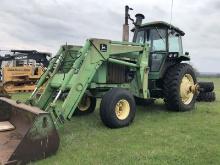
122;5;133;42
135;14;145;26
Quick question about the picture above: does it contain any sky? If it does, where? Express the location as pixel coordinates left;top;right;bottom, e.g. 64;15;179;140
0;0;219;73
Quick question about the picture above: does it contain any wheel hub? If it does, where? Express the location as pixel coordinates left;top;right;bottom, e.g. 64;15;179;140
78;96;91;111
180;74;196;105
115;99;130;120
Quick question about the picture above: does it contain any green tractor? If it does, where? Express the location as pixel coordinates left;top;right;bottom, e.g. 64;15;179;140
0;6;198;164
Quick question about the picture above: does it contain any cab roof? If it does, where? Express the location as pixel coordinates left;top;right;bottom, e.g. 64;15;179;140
134;21;185;36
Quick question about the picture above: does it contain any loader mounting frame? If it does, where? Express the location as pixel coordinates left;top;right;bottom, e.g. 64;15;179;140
27;39;150;128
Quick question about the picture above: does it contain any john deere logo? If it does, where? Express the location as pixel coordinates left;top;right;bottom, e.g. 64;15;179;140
100;44;107;52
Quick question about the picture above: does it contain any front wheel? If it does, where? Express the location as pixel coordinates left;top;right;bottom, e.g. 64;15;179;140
73;94;96;116
100;88;136;128
163;63;198;111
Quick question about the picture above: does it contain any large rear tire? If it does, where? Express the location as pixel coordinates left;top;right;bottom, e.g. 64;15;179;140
163;63;197;111
100;88;136;128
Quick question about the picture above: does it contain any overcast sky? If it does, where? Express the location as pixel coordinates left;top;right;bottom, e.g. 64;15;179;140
0;0;219;72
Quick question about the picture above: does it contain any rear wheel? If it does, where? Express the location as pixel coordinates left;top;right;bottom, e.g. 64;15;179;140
73;94;96;116
100;88;136;128
163;63;198;111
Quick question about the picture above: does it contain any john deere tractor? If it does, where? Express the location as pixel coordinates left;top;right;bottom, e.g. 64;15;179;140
0;6;198;164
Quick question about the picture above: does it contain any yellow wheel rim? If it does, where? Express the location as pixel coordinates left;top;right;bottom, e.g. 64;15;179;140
115;99;130;120
180;74;195;105
78;96;91;111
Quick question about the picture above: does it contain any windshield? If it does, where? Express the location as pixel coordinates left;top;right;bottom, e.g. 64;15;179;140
147;28;166;51
134;28;167;51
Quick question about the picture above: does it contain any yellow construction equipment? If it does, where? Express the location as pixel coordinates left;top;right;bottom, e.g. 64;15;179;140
0;50;50;93
2;65;44;93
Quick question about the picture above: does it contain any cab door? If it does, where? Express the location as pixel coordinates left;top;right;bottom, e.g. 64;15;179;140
133;28;168;78
146;28;167;73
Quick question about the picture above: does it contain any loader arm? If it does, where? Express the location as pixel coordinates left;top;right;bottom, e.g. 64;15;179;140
28;39;149;127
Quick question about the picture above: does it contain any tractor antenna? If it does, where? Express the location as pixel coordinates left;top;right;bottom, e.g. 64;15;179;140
169;0;174;29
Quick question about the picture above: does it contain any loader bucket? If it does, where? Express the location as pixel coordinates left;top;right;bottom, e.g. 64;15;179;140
0;97;59;165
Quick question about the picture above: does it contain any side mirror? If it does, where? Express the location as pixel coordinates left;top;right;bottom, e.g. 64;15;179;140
185;52;189;56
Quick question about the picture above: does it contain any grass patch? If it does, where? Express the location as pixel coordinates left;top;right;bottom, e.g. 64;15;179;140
11;78;220;165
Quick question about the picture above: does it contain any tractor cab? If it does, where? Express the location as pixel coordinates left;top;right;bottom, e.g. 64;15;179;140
132;21;190;79
122;6;190;79
133;21;184;54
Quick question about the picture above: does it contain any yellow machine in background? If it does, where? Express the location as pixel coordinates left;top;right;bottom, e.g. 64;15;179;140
2;65;45;93
0;50;50;94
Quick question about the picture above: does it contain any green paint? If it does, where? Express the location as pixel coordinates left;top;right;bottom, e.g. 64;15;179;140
27;20;190;128
27;38;149;128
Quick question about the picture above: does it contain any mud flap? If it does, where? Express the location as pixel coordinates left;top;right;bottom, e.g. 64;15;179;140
0;97;60;165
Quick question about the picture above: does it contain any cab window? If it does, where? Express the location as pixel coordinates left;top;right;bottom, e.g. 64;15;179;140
134;30;145;44
168;32;183;53
146;28;166;52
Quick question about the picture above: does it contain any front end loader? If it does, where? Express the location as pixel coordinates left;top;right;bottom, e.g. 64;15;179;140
0;98;59;164
0;6;199;164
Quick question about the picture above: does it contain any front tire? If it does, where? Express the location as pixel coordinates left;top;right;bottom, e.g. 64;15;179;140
73;94;96;116
100;88;136;128
163;63;197;111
